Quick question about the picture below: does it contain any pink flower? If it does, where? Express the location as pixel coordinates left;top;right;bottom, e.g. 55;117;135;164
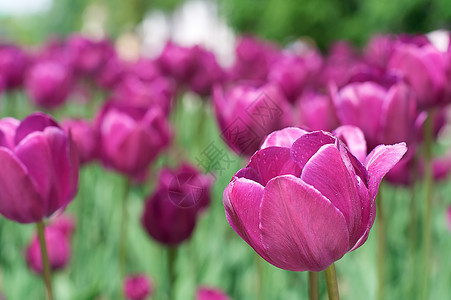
224;127;406;271
123;274;153;300
62;118;99;165
0;113;79;223
196;286;230;300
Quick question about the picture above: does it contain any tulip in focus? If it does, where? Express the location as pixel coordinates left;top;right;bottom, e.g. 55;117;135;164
26;215;75;273
141;164;212;246
0;112;79;223
123;274;153;300
224;126;406;271
197;286;230;300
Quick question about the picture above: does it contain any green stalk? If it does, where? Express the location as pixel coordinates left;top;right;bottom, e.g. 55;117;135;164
167;247;178;299
256;255;264;300
119;178;131;278
36;221;54;300
421;112;434;300
324;263;339;300
308;272;319;300
407;164;419;299
376;186;386;300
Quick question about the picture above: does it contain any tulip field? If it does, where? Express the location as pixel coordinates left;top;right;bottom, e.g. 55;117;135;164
2;21;451;300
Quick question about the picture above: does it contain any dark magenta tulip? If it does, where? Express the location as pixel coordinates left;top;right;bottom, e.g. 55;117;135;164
96;102;172;179
62;118;99;164
141;164;211;246
26;60;73;109
389;42;448;108
224;127;406;271
331;81;418;150
123;274;153;300
213;83;294;156
196;287;230;300
0;113;79;223
0;44;28;90
25;215;75;273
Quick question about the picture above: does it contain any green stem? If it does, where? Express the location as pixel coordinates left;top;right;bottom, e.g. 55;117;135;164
256;255;264;300
167;247;178;299
119;178;131;279
308;272;319;300
324;263;339;300
408;172;419;299
422;111;434;300
376;187;386;300
36;221;54;300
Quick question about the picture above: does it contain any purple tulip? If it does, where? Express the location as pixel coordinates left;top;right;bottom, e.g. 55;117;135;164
96;102;172;179
123;274;153;300
213;83;294;156
296;91;339;132
62;118;99;164
331;81;418;150
95;56;126;89
196;287;230;300
141;164;211;246
25;215;75;273
389;43;447;108
0;44;28;90
364;35;395;69
26;60;73;109
229;36;279;82
224;127;406;271
0;113;79;223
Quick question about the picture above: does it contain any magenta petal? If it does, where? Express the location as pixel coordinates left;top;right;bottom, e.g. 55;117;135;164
0;148;43;223
290;131;335;170
364;143;408;198
0;117;19;148
248;147;301;186
223;178;272;262
14;112;59;145
260;175;350;271
260;127;307;149
301;144;367;246
333;125;367;162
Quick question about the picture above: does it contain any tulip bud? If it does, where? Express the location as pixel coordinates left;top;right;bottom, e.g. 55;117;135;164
0;113;79;223
224;127;406;271
123;274;153;300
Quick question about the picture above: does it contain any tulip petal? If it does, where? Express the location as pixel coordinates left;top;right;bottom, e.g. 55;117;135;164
0;148;43;223
14;112;59;145
301;143;368;246
290;131;335;170
364;143;407;198
333;125;367;162
260;175;350;271
0;117;19;148
223;177;272;262
260;127;307;149
248;147;301;186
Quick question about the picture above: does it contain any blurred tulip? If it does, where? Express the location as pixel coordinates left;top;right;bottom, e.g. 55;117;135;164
447;206;451;232
224;127;406;271
123;274;153;300
389;43;447;108
26;215;75;273
26;60;73;109
213;83;293;156
229;36;279;82
96;102;171;179
196;287;230;300
62;118;99;164
0;113;79;223
0;44;28;90
364;35;395;69
296;91;339;132
95;56;126;89
331;81;417;150
141;164;211;246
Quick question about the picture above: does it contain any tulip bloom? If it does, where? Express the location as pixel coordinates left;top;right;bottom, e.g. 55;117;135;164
296;91;339;132
123;274;153;300
96;102;172;179
0;44;28;90
26;60;73;109
62;118;99;164
224;127;406;271
141;164;211;246
0;113;79;223
213;83;293;156
196;287;230;300
26;215;75;273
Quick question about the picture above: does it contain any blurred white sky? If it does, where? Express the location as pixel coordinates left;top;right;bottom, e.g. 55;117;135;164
0;0;52;16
